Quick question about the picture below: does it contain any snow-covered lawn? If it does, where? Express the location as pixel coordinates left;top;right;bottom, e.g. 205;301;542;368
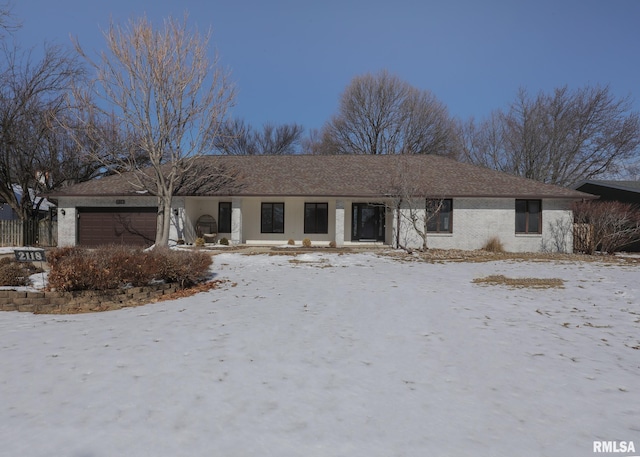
1;252;638;456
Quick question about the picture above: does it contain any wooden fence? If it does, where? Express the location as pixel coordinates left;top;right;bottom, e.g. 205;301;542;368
573;223;594;254
0;219;57;247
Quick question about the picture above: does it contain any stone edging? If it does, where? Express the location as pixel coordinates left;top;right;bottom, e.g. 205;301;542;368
0;283;179;314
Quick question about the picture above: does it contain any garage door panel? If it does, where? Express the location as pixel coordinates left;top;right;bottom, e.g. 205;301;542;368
78;208;157;247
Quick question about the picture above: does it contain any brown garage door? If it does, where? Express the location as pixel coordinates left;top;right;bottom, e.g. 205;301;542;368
77;207;157;247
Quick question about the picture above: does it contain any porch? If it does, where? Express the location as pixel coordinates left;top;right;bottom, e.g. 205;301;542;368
174;196;394;247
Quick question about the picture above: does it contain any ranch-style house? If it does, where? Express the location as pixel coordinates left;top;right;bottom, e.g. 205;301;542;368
53;154;594;252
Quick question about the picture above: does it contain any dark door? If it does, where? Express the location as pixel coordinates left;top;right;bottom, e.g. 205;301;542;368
77;207;157;247
352;203;385;241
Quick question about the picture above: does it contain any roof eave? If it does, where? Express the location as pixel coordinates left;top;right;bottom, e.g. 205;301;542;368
62;192;596;199
575;180;640;195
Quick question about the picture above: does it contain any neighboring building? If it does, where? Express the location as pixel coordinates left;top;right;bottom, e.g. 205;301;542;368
0;185;55;221
574;180;640;206
52;155;594;252
0;201;17;221
574;180;640;252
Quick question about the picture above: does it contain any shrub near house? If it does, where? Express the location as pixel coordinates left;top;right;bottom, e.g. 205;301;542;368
47;246;212;291
573;200;640;254
0;257;43;286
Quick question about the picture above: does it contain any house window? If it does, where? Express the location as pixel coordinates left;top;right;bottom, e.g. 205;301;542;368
304;203;328;234
261;202;284;233
426;199;452;233
515;199;541;234
218;202;232;233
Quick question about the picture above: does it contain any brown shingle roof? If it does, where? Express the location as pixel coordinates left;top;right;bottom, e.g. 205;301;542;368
53;155;595;200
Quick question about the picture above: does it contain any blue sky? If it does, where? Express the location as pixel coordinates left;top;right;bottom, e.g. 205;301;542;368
11;0;640;133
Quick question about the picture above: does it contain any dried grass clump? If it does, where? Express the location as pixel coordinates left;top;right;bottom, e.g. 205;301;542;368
329;240;337;248
194;237;205;247
287;239;295;246
47;246;212;291
482;236;505;253
302;238;312;248
473;274;564;289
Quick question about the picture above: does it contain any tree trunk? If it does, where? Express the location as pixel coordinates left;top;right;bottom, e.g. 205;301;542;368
23;218;38;246
155;193;173;247
422;219;428;251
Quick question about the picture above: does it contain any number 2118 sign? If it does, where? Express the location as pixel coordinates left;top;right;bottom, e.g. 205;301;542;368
14;249;47;262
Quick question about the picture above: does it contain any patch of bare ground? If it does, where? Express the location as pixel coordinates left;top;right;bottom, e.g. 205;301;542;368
287;257;334;268
382;249;640;264
472;275;565;289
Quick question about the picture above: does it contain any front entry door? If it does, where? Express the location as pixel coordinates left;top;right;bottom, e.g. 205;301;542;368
352;203;385;241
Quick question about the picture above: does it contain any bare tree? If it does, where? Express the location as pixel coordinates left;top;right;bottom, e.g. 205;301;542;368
258;123;304;155
74;14;235;247
459;86;640;187
213;118;253;155
456;112;504;170
63;95;154;178
214;118;304;155
389;195;446;253
301;128;326;155
314;70;455;155
37;116;97;191
0;2;20;37
573;200;640;254
619;155;640;180
0;42;83;226
384;157;447;252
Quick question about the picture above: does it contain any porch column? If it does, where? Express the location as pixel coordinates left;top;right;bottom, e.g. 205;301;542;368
231;198;243;245
392;205;400;249
170;198;186;243
57;206;77;247
335;200;345;246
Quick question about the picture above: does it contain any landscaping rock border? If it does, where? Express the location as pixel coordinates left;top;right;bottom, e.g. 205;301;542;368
0;283;179;314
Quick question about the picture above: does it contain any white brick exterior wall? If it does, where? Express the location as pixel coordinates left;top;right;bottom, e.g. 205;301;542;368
395;197;575;253
57;205;76;247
